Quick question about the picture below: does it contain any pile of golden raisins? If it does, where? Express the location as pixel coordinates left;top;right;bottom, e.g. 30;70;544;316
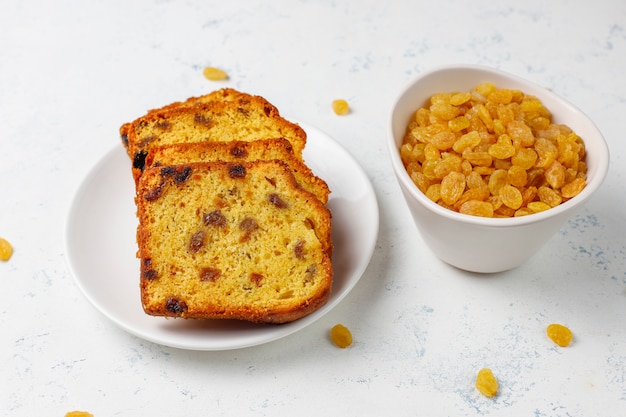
400;83;587;217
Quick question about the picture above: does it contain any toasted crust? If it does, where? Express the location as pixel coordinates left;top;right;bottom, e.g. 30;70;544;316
147;88;256;113
145;138;330;204
135;160;333;324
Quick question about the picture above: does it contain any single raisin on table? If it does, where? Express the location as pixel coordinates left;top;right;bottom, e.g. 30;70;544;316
546;323;573;347
475;368;499;398
332;99;350;115
65;412;94;417
203;66;228;81
0;237;13;261
331;324;352;348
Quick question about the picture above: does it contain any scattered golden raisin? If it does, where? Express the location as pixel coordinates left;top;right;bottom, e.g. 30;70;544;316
546;323;573;347
332;99;350;115
65;412;94;417
400;83;587;218
331;323;352;348
0;237;12;261
475;368;499;398
202;66;228;81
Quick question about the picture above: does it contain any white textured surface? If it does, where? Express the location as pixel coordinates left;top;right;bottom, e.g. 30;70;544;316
1;0;625;415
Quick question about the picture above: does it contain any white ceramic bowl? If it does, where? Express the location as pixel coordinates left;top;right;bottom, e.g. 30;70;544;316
387;64;609;273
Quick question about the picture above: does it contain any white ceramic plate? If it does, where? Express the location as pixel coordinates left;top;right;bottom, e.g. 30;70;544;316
65;121;379;350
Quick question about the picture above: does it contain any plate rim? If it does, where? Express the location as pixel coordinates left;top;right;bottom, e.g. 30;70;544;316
64;120;379;350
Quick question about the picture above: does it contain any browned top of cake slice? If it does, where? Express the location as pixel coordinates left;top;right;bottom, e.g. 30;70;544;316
135;160;333;324
150;88;254;113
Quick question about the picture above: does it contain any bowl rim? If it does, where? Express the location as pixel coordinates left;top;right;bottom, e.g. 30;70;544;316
387;64;610;227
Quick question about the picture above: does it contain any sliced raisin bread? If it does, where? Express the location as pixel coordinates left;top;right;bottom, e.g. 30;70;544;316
119;88;251;152
124;96;307;182
135;160;333;324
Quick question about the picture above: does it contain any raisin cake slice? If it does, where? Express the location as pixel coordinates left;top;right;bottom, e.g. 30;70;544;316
135;160;333;324
119;88;253;152
124;95;307;182
145;138;330;204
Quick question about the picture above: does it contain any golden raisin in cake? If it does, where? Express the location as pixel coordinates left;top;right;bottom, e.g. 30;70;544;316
124;95;307;181
135;160;333;324
119;88;260;153
145;138;330;204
